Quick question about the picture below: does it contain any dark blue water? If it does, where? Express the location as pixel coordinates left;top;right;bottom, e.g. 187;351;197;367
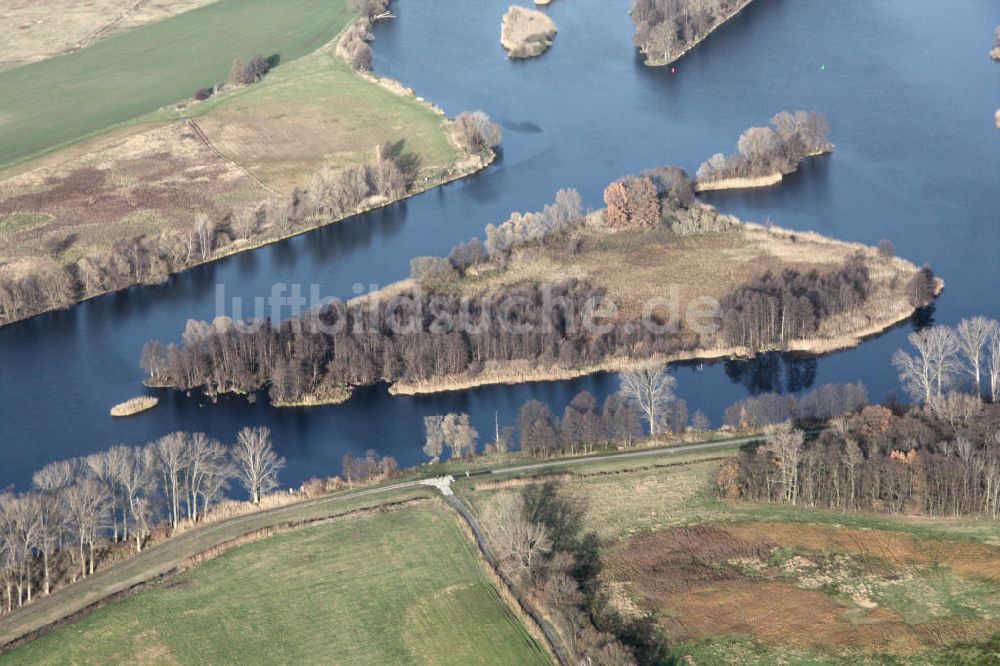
1;0;997;491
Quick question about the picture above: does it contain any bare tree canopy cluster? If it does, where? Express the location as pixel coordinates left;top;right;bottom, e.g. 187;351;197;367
721;400;1000;517
143;277;695;405
339;0;392;70
141;165;915;409
603;176;660;229
639;165;695;210
348;0;390;16
724;381;869;429
697;111;831;182
480;482;663;663
631;0;749;64
719;255;877;350
483;188;584;257
340;450;399;489
0;261;74;325
0;427;282;616
894;317;1000;403
450;111;503;154
518;391;647;458
228;54;271;86
422;413;479;462
338;18;375;71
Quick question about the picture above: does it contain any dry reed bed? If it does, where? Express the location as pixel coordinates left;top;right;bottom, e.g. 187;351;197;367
694;172;783;192
109;395;158;417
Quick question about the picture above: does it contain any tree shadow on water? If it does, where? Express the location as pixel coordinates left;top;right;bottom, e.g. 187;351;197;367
724;352;818;395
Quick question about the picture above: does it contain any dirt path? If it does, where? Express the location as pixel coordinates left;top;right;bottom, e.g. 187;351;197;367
429;476;571;666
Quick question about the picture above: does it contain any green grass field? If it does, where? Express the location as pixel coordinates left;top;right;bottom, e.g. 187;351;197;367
0;0;352;168
4;504;548;665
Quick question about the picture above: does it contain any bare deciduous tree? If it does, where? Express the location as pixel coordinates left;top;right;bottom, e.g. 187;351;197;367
120;447;156;552
619;365;676;435
764;423;805;504
32;459;77;493
691;410;710;433
989;329;1000;402
450;111;502;153
738;126;781;167
442;413;478;460
957;317;999;397
480;493;551;582
193;213;214;260
928;391;983;435
228;58;248;85
62;479;107;579
233;426;285;504
893;326;961;403
185;433;231;522
151;432;188;530
423;415;446;463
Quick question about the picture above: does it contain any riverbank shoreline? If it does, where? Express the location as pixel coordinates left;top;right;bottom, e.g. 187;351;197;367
389;271;943;398
642;0;756;67
0;64;494;332
272;386;354;408
388;289;939;397
0;150;491;331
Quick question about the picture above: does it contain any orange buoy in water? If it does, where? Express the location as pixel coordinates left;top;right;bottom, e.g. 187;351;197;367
671;66;676;74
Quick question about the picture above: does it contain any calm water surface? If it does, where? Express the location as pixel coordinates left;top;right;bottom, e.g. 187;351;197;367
1;0;997;490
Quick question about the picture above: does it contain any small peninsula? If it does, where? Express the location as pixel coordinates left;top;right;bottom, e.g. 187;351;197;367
501;6;557;58
695;110;833;192
632;0;755;66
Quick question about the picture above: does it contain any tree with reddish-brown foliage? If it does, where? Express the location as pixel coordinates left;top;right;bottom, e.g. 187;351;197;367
603;176;660;229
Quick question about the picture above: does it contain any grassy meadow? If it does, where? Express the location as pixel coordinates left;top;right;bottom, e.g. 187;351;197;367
174;43;463;192
0;0;352;168
456;451;1000;664
4;504;548;665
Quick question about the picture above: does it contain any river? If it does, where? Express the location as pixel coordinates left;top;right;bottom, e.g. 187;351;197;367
0;0;997;490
